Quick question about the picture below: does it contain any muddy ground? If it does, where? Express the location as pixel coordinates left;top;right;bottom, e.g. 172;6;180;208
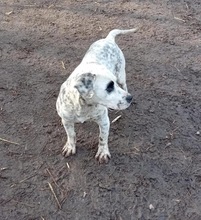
1;0;201;219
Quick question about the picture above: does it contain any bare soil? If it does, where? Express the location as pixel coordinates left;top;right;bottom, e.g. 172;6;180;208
1;0;201;219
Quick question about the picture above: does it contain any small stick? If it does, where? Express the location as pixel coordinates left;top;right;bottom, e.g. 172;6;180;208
174;65;181;72
83;192;87;198
66;162;70;170
5;11;13;15
174;16;185;22
133;146;140;152
0;137;19;145
19;173;37;183
111;115;122;124
12;199;35;208
24;4;37;7
48;4;54;8
48;182;61;209
10;173;37;187
61;61;66;70
46;168;59;187
125;133;131;149
1;167;8;171
61;195;68;207
98;184;113;191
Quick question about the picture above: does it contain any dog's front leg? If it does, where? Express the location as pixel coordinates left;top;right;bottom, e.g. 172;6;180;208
61;119;76;157
94;111;111;163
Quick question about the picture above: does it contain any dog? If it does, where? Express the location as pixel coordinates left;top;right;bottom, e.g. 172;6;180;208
56;28;138;163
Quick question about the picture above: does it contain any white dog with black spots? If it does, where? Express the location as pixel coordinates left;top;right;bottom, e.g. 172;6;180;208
56;28;138;163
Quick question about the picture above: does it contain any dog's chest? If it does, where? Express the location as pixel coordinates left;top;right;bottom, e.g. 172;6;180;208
74;112;90;123
74;105;104;123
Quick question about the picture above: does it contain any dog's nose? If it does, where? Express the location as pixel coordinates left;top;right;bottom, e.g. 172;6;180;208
126;95;133;103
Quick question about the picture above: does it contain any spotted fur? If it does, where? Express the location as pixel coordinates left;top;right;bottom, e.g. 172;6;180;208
56;28;138;163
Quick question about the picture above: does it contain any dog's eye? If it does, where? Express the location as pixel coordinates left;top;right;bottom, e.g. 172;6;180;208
106;81;114;93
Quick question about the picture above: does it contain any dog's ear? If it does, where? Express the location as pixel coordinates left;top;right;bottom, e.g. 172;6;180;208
74;73;96;99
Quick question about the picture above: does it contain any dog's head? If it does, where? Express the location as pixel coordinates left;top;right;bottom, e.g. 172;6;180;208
74;72;132;110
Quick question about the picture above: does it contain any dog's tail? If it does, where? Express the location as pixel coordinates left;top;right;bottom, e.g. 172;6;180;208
106;28;138;41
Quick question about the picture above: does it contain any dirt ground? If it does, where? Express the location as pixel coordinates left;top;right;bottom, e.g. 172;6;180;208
1;0;201;219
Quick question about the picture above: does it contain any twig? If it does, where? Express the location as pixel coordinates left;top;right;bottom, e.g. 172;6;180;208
0;137;19;145
48;182;61;209
133;146;140;152
5;11;13;15
111;115;122;123
66;162;70;170
24;4;37;7
61;195;69;207
10;173;37;187
48;4;54;8
174;16;185;22
172;65;181;72
98;184;113;191
126;133;131;149
127;151;140;155
46;168;59;187
19;173;37;183
61;61;66;70
12;199;35;208
1;167;8;171
83;191;87;198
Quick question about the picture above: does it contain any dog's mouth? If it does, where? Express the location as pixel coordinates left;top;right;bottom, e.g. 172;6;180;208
117;102;131;110
102;101;130;111
108;103;127;111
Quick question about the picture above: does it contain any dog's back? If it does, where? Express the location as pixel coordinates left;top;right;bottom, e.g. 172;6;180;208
82;28;138;76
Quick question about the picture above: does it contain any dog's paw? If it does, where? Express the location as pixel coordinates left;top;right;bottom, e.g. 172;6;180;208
62;144;76;157
95;149;111;164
